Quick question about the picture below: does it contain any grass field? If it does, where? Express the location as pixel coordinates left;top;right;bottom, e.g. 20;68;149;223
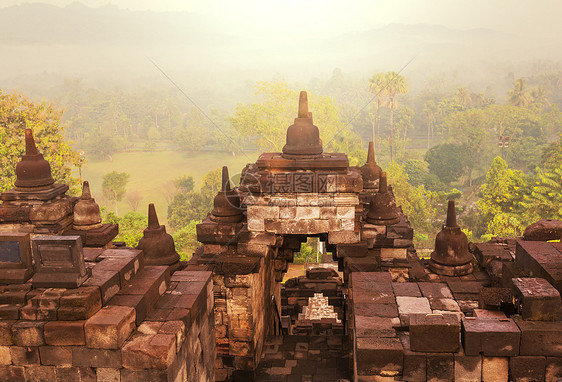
80;150;257;225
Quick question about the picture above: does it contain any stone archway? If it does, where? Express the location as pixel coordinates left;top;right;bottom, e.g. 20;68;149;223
190;92;416;381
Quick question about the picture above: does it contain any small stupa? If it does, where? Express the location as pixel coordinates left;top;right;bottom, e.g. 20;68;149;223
15;128;55;189
429;200;474;276
366;172;399;225
72;181;102;230
137;204;180;267
210;166;243;223
360;141;382;191
282;91;323;159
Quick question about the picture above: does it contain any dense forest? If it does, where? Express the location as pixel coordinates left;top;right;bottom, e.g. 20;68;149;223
1;59;562;259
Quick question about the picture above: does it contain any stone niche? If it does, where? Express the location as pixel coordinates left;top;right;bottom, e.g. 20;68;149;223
0;232;33;284
31;235;91;288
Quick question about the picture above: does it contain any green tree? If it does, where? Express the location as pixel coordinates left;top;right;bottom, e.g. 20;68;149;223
200;168;222;202
455;87;472;107
441;108;494;185
403;159;446;192
386;162;437;238
167;168;223;231
172;220;201;261
477;157;528;236
104;211;147;247
167;191;207;230
230;81;364;164
368;73;388;149
424;143;471;184
102;171;130;215
0;89;81;193
423;100;438;149
521;166;562;223
507;78;533;107
174;106;206;155
385;72;409;162
175;175;195;193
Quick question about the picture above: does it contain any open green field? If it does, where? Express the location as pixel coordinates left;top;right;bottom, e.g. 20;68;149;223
80;150;257;226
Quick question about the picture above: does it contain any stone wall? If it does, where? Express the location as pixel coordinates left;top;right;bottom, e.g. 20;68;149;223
0;248;215;381
212;247;279;381
350;271;562;381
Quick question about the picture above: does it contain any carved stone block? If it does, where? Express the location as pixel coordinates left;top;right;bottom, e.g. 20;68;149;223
31;236;91;288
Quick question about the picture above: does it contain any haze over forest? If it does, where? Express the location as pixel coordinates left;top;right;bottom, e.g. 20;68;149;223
1;1;562;255
1;1;562;107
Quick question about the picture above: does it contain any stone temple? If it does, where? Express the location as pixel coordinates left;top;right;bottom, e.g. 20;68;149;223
0;93;562;381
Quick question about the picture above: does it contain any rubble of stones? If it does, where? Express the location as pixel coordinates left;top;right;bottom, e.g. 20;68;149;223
351;237;562;382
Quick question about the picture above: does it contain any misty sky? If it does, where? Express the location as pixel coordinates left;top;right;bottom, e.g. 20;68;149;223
2;0;561;39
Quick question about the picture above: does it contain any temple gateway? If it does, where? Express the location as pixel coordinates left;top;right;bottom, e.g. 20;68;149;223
0;92;561;381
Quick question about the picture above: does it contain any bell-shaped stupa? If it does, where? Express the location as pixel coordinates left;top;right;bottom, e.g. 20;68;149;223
137;204;180;267
282;91;323;159
366;172;399;226
429;200;474;276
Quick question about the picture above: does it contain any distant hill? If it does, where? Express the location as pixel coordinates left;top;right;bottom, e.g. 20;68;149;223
0;2;560;96
0;2;230;46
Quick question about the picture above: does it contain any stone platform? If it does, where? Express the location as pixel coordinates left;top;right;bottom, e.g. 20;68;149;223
0;247;215;381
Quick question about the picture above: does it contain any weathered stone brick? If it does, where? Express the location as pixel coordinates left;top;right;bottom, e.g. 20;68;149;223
355;337;403;376
120;369;167;382
108;294;148;325
462;317;520;356
336;206;355;219
380;247;407;261
514;317;562;356
54;366;81;381
39;346;72;365
400;336;425;382
229;341;251;356
427;353;454;381
0;346;10;365
512;277;561;321
159;320;186;353
410;313;460;352
396;296;431;326
341;218;355;231
122;334;176;370
0;365;25;381
247;206;280;220
0;304;20;319
509;356;546;382
546;357;562;381
44;320;86;345
12;320;45;346
85;305;135;349
328;230;360;244
482;356;508;382
319;207;336;219
10;346;40;365
72;347;122;368
83;270;121;305
417;283;454;299
247;218;265;232
454;351;482;382
295;206;320;219
97;367;121;382
0;320;15;345
58;286;102;321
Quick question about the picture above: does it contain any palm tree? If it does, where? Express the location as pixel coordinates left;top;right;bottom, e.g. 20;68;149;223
385;72;409;162
530;85;551;108
456;87;472;107
423;101;437;149
368;73;388;155
507;78;533;107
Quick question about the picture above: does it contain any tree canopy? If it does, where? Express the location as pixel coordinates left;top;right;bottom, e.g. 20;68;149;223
0;89;81;193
